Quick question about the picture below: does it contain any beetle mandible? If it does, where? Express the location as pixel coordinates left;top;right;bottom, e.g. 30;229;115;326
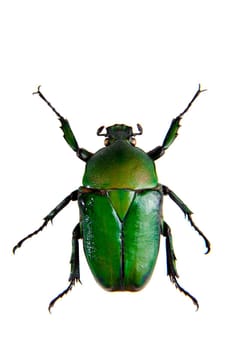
13;85;210;312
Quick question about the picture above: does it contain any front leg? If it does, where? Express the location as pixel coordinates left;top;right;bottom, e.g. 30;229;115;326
148;85;206;160
33;86;93;161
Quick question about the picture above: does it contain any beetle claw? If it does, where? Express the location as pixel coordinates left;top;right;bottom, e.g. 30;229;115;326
32;85;41;95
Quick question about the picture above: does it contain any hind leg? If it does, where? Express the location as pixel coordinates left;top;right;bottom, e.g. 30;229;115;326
48;223;82;312
162;221;199;309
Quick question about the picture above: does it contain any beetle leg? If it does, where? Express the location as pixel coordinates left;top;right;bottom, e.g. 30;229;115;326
162;185;211;254
163;221;199;310
48;280;76;313
148;85;206;160
162;221;178;278
48;223;82;312
33;86;93;161
13;190;79;254
69;223;82;283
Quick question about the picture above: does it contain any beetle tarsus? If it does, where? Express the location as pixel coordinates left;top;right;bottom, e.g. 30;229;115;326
162;185;211;254
33;86;92;161
175;84;205;121
148;85;206;160
170;276;199;311
32;85;42;95
33;85;64;120
12;220;48;254
48;279;80;313
13;190;79;254
163;221;199;310
186;215;211;254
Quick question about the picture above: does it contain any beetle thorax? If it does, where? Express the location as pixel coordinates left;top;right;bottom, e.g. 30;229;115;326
82;140;158;190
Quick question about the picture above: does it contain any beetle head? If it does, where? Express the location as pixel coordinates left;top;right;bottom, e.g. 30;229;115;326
97;124;143;146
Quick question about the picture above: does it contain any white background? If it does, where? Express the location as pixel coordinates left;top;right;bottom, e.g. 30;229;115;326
1;0;232;349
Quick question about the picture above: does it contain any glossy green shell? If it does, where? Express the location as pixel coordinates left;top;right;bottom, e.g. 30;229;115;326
79;140;161;290
79;188;162;290
82;140;158;189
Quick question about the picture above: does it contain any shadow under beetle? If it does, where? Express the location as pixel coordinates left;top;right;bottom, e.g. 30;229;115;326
13;85;210;312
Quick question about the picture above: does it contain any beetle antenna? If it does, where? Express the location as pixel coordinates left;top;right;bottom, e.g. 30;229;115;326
97;125;107;136
132;123;143;136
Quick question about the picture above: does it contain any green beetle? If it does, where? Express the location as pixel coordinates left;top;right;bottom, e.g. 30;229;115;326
13;85;210;311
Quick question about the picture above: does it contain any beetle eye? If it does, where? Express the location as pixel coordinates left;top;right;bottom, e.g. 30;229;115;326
104;138;110;146
130;137;136;146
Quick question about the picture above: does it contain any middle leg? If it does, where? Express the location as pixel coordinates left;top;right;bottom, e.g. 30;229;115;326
162;185;211;254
